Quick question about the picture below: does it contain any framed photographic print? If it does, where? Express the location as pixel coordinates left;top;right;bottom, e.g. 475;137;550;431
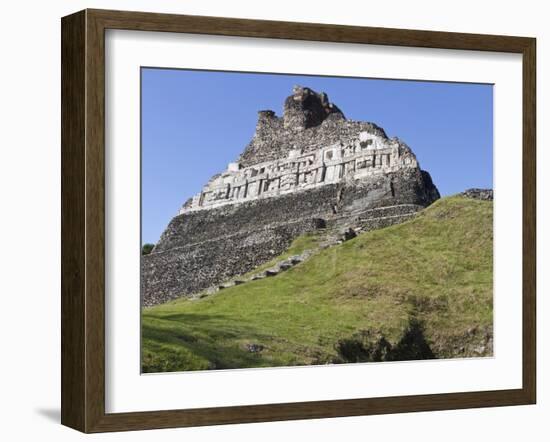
61;9;536;433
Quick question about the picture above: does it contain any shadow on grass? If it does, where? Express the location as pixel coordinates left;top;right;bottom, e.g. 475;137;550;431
334;318;435;363
142;312;278;373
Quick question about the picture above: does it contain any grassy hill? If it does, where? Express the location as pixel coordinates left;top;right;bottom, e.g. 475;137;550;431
142;195;493;373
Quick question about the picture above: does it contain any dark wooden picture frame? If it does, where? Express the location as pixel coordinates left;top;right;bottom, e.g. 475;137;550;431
61;8;536;433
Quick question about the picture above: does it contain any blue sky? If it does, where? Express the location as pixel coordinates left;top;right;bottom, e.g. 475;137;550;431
142;68;493;244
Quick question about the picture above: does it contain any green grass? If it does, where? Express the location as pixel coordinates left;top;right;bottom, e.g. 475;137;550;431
142;196;493;372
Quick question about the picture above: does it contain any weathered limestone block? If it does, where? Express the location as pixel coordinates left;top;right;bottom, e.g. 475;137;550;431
460;188;493;201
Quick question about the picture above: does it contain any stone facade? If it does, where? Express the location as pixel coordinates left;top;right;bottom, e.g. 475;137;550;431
180;130;418;214
142;86;440;306
181;86;418;214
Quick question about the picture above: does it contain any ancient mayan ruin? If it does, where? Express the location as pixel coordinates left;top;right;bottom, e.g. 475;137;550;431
142;86;440;306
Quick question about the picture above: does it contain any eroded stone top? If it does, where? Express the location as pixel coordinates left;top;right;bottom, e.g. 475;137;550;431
238;86;387;167
282;85;345;130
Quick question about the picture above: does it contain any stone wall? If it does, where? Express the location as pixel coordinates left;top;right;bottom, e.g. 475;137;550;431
460;188;493;201
142;219;324;306
337;169;439;212
157;184;338;252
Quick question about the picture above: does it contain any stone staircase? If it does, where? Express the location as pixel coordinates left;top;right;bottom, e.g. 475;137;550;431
193;251;313;299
